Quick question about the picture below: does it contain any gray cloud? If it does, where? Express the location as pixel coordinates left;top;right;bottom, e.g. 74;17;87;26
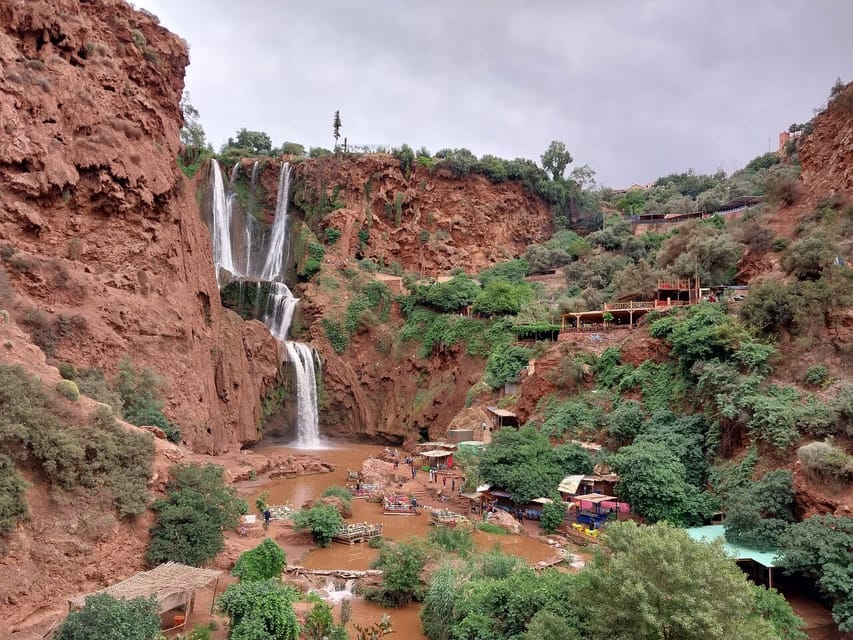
135;0;853;187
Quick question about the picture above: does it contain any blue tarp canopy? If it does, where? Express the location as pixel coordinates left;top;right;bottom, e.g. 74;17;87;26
685;525;778;568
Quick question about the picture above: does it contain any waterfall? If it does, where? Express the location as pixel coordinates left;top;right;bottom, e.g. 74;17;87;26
208;159;322;448
264;282;299;341
210;159;237;284
322;579;355;603
259;163;292;282
284;342;320;447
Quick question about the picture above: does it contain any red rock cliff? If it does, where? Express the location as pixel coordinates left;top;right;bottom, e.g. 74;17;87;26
798;82;853;199
0;0;279;453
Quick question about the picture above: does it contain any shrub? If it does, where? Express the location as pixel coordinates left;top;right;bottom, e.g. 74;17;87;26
147;463;246;566
540;499;568;534
477;259;529;285
771;238;789;252
0;453;28;535
304;596;335;640
55;379;80;401
293;504;342;547
233;539;287;582
797;441;850;482
324;228;342;244
427;527;474;556
367;539;428;606
0;366;152;518
57;362;76;380
20;307;58;356
484;343;531;389
766;172;800;206
217;579;300;640
74;367;123;412
782;235;836;281
322;485;353;503
116;358;180;443
724;470;796;550
804;365;829;386
394;144;415;177
321;318;347;353
56;593;160;640
472;279;533;315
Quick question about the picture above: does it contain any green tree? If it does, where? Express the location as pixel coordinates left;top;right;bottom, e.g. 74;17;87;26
280;141;305;156
553;443;593;475
479;426;564;503
293;504;343;547
333;110;342;148
525;610;580;640
541;140;573;180
778;515;853;632
581;521;780;640
367;539;428;607
724;470;795;551
228;128;273;154
217;579;300;640
540;498;568;534
451;568;582;640
304;596;334;640
610;441;711;526
232;538;287;582
56;593;161;640
179;91;209;150
484;343;531;389
606;400;645;444
147;463;246;566
751;585;807;640
472;279;533;315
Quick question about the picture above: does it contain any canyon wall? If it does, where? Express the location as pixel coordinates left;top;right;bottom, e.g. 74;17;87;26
0;0;280;454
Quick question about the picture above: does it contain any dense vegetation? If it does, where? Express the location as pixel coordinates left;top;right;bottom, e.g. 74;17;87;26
0;364;154;534
147;463;246;566
420;522;803;640
56;594;161;640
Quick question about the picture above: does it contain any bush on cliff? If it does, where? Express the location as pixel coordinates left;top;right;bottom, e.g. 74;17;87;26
115;357;181;443
0;365;153;521
0;452;28;534
147;463;246;567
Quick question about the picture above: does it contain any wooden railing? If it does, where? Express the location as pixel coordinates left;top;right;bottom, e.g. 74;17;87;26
657;279;692;290
603;300;656;311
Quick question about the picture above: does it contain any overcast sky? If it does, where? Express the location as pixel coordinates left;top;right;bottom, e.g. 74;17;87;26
134;0;852;188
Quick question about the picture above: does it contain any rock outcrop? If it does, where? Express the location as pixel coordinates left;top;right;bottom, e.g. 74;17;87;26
0;0;280;454
798;82;853;199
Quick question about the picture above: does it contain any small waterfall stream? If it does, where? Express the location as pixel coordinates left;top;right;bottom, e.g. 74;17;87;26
208;159;322;447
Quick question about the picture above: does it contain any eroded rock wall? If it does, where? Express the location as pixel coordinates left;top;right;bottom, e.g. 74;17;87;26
0;0;279;453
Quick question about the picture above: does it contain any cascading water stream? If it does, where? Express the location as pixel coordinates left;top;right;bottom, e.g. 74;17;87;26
209;159;322;447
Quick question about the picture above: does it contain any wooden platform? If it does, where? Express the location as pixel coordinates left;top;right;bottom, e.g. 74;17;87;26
332;523;383;545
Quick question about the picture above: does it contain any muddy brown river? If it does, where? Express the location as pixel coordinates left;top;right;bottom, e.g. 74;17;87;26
252;440;560;639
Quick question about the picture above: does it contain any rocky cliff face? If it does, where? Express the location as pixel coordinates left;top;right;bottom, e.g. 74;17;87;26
293;153;553;275
282;155;553;443
798;82;853;199
0;0;280;453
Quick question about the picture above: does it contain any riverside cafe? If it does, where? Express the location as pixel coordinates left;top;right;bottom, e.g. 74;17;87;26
558;475;627;529
415;442;455;470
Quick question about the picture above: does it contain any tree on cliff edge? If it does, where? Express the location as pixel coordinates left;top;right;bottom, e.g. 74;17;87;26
541;140;573;180
333;110;342;149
